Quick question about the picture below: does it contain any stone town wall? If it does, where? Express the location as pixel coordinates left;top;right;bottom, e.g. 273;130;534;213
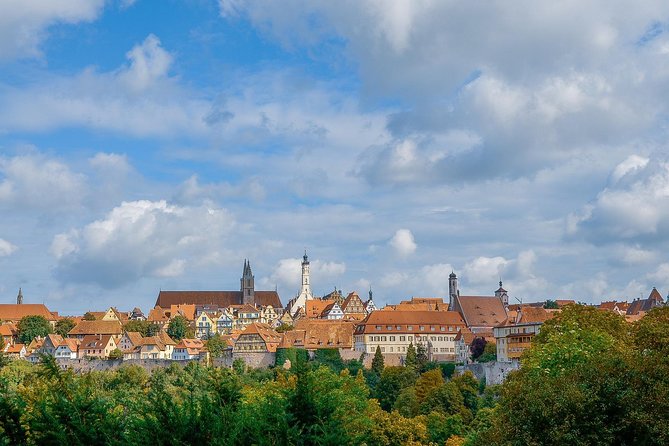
232;351;276;369
456;361;520;385
55;358;204;373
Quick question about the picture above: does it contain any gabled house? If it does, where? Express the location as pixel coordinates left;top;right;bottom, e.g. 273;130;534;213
626;287;666;316
322;302;344;320
172;339;206;360
147;306;170;329
494;307;553;363
0;323;18;346
54;339;79;359
4;343;26;359
454;327;475;364
80;334;118;359
195;312;216;339
341;292;367;319
68;320;123;340
216;312;233;334
229;304;261;330
0;303;57;328
233;322;281;353
260;305;279;325
130;307;146;321
39;334;64;356
118;331;144;352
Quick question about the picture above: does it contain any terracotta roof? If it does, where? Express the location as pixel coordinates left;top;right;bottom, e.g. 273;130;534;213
45;333;64;348
627;288;666;315
88;311;107;320
238;322;282;352
454;328;476;345
169;304;196;321
141;336;166;350
342;292;365;312
229;304;259;313
355;310;466;335
5;343;25;353
123;331;144;347
0;304;56;321
305;299;335;318
457;296;507;328
155;290;282;309
293;319;356;349
59;338;79;351
0;323;17;337
81;334;116;349
69;320;123;336
497;307;553;327
555;299;576;307
279;330;306;348
174;338;205;355
147;306;169;322
157;330;175;345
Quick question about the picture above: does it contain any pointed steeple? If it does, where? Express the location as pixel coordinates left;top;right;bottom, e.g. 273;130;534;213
17;288;23;305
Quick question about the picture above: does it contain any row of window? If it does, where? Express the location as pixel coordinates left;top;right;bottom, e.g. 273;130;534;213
374;325;456;332
368;335;456;342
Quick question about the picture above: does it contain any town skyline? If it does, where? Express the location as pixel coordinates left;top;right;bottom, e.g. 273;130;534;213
3;2;669;314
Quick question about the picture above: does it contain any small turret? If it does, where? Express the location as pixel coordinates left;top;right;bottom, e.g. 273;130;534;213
17;288;23;305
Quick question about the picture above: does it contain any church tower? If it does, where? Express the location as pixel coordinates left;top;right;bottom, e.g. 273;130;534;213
495;280;508;308
240;260;255;305
16;288;23;305
448;272;458;311
290;251;314;316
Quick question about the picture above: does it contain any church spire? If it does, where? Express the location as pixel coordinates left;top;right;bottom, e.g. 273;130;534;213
17;288;23;305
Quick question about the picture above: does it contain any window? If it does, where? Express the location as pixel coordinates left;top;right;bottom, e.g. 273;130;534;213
396;325;402;330
390;336;395;341
408;336;413;341
420;326;425;331
431;336;436;341
381;336;387;341
440;326;446;331
375;325;382;330
387;325;393;330
449;326;453;332
390;347;393;352
381;347;386;352
430;326;436;331
400;336;406;341
407;325;413;330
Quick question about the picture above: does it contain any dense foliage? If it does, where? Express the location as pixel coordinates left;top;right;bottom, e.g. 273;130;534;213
1;305;668;445
53;318;75;337
17;316;51;344
122;320;160;337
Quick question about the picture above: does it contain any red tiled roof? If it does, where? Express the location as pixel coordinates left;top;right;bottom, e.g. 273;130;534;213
0;304;56;321
355;310;466;334
457;296;507;327
155;290;282;309
69;320;123;336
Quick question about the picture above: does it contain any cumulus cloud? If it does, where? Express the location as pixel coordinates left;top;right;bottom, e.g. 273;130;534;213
389;229;417;256
0;35;210;138
568;155;669;246
0;0;104;60
0;152;86;211
0;238;17;257
51;200;235;288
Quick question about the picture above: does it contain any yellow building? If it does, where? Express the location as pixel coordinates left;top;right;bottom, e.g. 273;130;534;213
494;306;554;362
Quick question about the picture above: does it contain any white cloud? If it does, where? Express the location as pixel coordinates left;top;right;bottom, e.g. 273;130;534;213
0;0;104;60
569;155;669;245
389;228;417;256
0;238;17;257
51;200;235;288
119;34;173;92
0;152;86;211
463;256;509;285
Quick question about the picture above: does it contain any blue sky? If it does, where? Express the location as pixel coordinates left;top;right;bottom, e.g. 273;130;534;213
2;0;669;314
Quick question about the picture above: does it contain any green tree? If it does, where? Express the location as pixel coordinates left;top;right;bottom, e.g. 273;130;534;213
405;342;417;369
476;342;496;363
415;369;444;404
275;323;294;333
544;299;559;309
371;346;385;376
166;315;190;341
416;343;429;371
375;366;417;411
82;312;96;321
17;315;51;344
123;320;159;337
108;349;123;360
470;337;486;360
54;318;75;337
206;333;228;358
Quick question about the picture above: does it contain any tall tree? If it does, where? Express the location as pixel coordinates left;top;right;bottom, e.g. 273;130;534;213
17;315;51;344
416;342;428;371
54;318;75;337
205;334;228;358
124;320;159;337
82;312;96;321
167;315;190;341
371;346;385;376
405;342;417;369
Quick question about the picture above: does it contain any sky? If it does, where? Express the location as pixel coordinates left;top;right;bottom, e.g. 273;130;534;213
2;0;669;314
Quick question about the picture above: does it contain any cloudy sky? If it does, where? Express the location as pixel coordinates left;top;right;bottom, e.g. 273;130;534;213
2;0;669;314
